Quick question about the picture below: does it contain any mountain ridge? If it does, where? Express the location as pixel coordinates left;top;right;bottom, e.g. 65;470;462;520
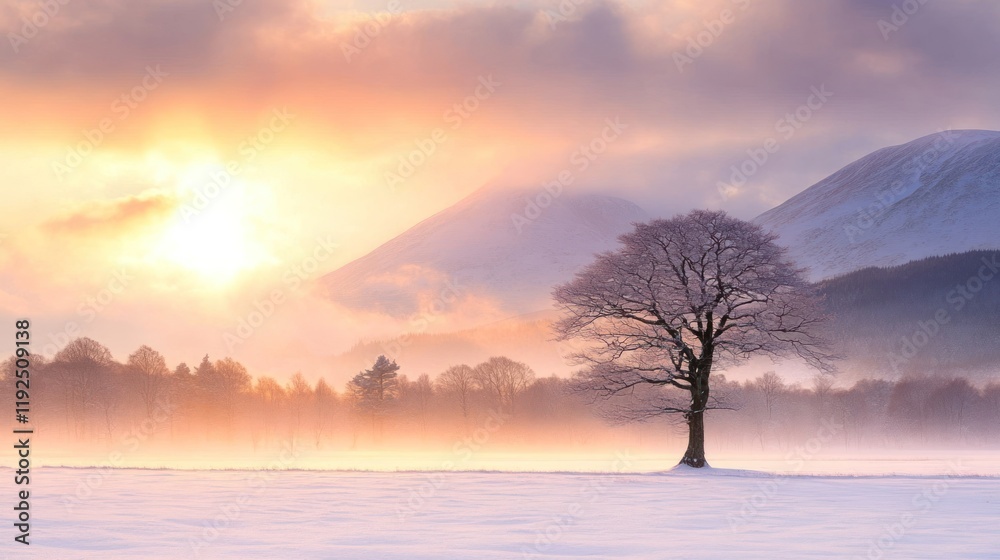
755;129;1000;280
320;185;649;317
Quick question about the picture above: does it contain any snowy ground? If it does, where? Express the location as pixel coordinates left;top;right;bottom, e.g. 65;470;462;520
5;464;999;559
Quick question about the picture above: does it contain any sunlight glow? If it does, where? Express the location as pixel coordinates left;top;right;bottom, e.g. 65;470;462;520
154;179;270;284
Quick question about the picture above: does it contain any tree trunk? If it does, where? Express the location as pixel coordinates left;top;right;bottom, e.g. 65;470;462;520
680;379;709;468
680;408;707;468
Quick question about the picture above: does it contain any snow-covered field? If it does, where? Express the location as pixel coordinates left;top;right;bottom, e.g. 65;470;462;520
7;464;1000;559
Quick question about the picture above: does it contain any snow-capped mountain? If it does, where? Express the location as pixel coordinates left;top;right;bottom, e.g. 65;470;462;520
756;130;1000;280
320;185;648;316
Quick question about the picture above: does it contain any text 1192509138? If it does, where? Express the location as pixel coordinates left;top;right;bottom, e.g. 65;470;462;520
14;319;32;545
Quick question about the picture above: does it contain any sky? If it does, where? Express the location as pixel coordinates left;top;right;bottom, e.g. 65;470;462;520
2;0;999;381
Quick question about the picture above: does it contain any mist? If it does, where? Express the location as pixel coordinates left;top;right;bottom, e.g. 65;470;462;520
9;342;1000;475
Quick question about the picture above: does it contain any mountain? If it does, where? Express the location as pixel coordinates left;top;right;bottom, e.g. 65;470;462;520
320;185;649;317
756;130;1000;280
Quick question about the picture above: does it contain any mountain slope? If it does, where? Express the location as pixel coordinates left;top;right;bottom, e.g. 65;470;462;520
818;250;1000;378
756;130;1000;280
320;185;648;316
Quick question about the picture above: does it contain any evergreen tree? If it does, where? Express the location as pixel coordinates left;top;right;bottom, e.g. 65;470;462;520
348;355;400;436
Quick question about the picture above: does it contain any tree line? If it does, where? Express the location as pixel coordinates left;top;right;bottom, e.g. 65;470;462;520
4;336;1000;456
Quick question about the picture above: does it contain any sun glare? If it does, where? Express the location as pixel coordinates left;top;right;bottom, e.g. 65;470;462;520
154;182;269;284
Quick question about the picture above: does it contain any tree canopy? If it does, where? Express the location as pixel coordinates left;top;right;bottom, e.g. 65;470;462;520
554;210;834;466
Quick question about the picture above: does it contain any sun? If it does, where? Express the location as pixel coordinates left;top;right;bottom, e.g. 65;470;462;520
154;182;271;284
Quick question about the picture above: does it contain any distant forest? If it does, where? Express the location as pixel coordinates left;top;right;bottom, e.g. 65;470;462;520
820;249;1000;376
5;336;1000;458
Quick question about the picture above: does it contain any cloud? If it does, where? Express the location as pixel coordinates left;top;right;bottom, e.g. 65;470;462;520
6;0;1000;259
43;191;176;237
4;1;999;211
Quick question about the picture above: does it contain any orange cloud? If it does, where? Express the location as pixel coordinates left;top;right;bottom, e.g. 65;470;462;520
44;192;177;238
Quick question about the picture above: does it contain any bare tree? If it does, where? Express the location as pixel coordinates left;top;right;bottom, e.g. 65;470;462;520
554;210;833;468
813;373;835;409
127;345;170;421
167;363;195;439
52;337;116;438
437;364;476;423
93;367;123;445
211;358;252;433
411;374;434;435
286;372;312;445
982;383;1000;441
755;371;784;421
473;356;534;411
313;378;337;448
254;376;286;446
927;378;979;441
